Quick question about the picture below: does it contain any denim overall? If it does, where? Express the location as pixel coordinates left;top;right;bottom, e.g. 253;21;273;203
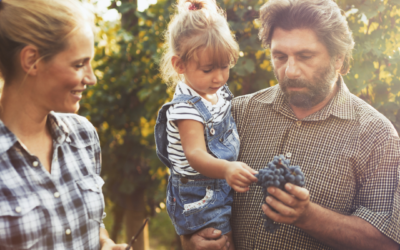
154;85;240;235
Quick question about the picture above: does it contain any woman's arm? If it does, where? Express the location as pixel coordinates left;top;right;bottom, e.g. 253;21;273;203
176;119;258;192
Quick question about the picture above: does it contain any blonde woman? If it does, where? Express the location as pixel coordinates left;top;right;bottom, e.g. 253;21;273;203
0;0;128;249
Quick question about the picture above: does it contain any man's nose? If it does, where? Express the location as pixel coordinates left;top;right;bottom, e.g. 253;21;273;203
285;57;301;79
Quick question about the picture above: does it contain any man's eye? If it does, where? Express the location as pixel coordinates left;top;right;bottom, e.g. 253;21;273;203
300;55;312;60
75;63;84;68
274;55;286;61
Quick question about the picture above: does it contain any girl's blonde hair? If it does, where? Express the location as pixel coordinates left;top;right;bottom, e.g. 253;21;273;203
160;0;239;87
0;0;94;84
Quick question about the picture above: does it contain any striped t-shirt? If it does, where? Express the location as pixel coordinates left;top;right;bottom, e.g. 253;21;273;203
166;82;231;176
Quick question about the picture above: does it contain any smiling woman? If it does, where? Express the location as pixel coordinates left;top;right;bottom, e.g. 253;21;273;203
0;0;128;249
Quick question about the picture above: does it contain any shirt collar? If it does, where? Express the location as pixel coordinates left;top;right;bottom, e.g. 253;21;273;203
256;76;356;121
0;111;70;155
48;111;71;144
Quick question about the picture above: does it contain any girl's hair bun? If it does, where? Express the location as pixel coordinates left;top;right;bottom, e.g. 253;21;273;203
178;0;219;14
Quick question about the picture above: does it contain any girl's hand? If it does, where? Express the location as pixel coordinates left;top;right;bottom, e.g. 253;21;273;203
224;162;258;192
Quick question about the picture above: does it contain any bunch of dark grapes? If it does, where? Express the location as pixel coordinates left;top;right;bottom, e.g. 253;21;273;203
255;155;305;233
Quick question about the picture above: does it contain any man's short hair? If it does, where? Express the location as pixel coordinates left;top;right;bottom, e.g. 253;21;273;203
258;0;355;74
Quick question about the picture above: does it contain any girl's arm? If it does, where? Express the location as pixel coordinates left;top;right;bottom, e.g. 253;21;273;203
176;119;258;193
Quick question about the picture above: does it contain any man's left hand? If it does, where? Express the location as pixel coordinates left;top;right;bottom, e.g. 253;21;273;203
262;183;310;226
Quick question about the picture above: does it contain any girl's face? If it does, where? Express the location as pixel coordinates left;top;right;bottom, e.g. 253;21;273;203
34;22;96;113
182;50;230;100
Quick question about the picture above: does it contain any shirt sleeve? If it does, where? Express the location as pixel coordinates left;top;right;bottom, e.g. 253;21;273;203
167;102;205;124
93;128;106;228
351;133;400;243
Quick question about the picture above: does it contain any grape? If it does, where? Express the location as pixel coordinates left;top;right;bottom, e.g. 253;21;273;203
254;155;305;233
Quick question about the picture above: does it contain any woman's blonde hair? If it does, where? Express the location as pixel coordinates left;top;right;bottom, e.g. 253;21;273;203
0;0;94;83
160;0;239;87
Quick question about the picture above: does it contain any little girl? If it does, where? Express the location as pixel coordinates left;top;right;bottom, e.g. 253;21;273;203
155;0;258;247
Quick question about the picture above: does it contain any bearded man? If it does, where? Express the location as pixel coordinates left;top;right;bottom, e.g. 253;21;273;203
181;0;400;249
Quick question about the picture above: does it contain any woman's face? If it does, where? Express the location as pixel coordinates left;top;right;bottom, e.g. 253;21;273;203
35;22;96;113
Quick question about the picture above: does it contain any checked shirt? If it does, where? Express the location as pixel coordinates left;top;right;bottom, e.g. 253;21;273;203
231;79;400;249
0;112;105;250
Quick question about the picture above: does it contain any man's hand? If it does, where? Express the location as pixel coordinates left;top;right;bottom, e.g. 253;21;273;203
100;238;130;250
181;228;229;250
262;183;311;226
224;162;258;193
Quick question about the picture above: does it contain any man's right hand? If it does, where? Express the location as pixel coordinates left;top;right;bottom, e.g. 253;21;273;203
181;228;230;250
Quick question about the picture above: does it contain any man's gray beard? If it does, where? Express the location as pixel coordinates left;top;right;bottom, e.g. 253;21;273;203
276;62;337;109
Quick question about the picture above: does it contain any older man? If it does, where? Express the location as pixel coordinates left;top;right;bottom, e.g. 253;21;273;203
181;0;400;249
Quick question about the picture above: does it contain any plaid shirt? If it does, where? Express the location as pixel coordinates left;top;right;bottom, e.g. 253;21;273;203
231;79;400;249
0;112;105;250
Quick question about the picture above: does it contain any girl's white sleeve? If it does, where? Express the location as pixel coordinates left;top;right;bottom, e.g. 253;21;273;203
166;102;205;124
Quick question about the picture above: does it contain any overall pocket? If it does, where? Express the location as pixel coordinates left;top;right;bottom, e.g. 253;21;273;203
0;195;45;249
75;174;105;223
179;178;220;229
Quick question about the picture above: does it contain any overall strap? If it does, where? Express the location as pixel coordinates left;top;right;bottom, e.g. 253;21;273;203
186;96;213;124
223;84;234;101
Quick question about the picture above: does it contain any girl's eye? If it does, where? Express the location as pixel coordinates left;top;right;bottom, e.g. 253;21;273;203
203;69;212;73
75;63;84;68
221;65;229;69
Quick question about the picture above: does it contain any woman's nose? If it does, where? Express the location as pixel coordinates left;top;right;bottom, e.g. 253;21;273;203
83;66;97;86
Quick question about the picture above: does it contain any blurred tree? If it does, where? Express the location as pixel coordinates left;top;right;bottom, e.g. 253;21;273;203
80;0;399;249
80;0;174;249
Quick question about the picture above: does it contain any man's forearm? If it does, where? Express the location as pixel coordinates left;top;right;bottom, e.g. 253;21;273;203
296;202;398;250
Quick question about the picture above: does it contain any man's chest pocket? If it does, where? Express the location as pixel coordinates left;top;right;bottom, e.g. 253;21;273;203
75;174;105;223
0;195;46;249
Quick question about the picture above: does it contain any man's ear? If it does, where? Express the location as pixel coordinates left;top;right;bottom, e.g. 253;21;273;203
334;54;345;72
19;45;40;76
171;55;186;74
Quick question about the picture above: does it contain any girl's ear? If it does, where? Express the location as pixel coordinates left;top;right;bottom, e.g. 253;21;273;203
171;55;186;74
19;45;40;76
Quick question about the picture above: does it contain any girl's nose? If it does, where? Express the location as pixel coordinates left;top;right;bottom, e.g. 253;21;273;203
212;69;224;82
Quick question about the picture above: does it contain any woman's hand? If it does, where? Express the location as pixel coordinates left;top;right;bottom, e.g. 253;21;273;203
224;162;258;193
100;238;130;250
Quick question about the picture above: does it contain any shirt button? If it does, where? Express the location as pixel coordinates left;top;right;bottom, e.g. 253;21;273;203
15;207;22;213
32;161;39;167
53;157;58;162
286;152;292;158
65;229;71;235
296;121;302;127
54;192;60;198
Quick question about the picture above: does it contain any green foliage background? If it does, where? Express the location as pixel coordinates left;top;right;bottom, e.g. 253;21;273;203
79;0;400;248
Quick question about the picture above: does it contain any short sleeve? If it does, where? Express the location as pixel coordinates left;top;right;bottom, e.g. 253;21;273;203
167;102;204;124
352;134;400;243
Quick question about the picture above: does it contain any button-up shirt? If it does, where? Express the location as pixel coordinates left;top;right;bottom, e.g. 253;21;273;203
0;112;105;250
231;79;400;249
